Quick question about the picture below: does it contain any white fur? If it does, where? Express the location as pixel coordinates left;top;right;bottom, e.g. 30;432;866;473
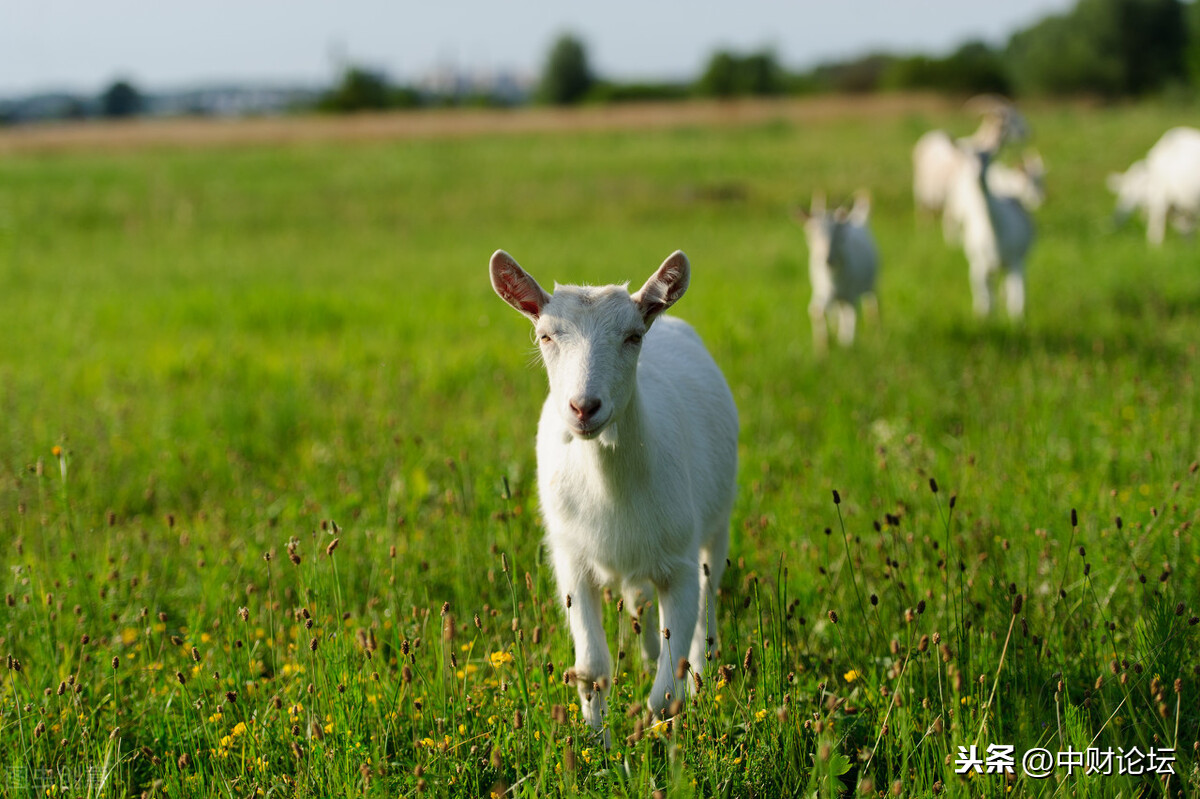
490;249;738;741
796;191;879;354
912;98;1036;244
913;130;964;218
1108;126;1200;246
948;147;1035;318
944;149;1045;244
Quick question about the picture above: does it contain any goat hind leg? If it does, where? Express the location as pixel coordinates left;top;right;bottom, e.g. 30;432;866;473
648;564;700;720
691;532;729;671
622;580;660;665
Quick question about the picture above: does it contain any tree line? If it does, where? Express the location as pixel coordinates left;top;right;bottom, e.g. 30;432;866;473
316;0;1199;113
3;0;1196;125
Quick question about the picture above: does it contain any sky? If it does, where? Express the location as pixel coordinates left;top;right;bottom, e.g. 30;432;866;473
1;0;1078;97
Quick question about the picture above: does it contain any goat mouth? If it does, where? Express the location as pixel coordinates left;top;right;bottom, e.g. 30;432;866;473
569;418;610;440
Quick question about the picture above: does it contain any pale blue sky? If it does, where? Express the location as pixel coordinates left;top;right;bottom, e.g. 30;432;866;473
1;0;1077;95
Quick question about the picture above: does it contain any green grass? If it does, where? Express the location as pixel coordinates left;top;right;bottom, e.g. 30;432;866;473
1;97;1198;797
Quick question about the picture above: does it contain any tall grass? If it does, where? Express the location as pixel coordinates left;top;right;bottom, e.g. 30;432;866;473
1;98;1198;796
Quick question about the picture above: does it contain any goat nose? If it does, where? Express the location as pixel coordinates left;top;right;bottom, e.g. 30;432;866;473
569;396;602;422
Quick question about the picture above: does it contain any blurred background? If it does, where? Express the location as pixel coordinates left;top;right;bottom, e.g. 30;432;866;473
3;0;1197;122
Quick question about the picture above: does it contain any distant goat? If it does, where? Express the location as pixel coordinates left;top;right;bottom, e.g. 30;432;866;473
944;149;1045;244
795;191;880;353
490;249;738;742
1108;126;1200;245
912;96;1035;242
948;146;1036;318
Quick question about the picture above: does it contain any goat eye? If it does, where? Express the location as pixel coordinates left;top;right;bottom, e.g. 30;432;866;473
625;333;643;345
539;334;553;343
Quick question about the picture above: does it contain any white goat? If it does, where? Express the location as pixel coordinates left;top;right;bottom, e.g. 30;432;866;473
1107;126;1200;246
912;98;1035;242
948;146;1035;318
490;249;738;740
795;191;879;354
943;149;1045;244
913;129;965;218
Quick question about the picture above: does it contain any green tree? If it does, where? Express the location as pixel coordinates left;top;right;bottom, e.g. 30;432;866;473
100;79;143;117
318;67;419;112
699;51;740;97
697;50;784;97
1007;0;1187;96
540;34;594;105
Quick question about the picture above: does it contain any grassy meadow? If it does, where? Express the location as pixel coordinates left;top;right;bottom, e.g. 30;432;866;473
1;97;1199;797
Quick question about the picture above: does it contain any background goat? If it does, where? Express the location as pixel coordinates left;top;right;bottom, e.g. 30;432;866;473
795;191;880;354
490;249;739;741
1108;126;1200;245
948;146;1036;318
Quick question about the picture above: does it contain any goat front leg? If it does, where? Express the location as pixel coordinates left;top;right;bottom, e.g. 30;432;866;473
836;303;858;347
647;562;699;720
968;260;993;317
555;553;611;739
1004;268;1025;319
809;302;829;356
1146;197;1168;246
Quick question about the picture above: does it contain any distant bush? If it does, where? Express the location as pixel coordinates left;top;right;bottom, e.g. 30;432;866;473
697;50;785;97
100;80;143;118
586;81;690;104
806;54;897;94
317;67;420;113
881;41;1012;96
540;34;594;105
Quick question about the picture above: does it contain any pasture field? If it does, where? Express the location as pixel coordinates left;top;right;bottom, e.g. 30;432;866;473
0;97;1198;797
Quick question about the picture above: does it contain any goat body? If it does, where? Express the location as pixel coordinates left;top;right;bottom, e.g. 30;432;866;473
490;250;738;740
950;148;1035;318
797;192;879;353
1108;126;1200;245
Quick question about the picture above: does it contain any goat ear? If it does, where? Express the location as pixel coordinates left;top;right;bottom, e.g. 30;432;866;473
632;250;690;324
792;205;810;224
490;250;550;321
848;190;871;225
